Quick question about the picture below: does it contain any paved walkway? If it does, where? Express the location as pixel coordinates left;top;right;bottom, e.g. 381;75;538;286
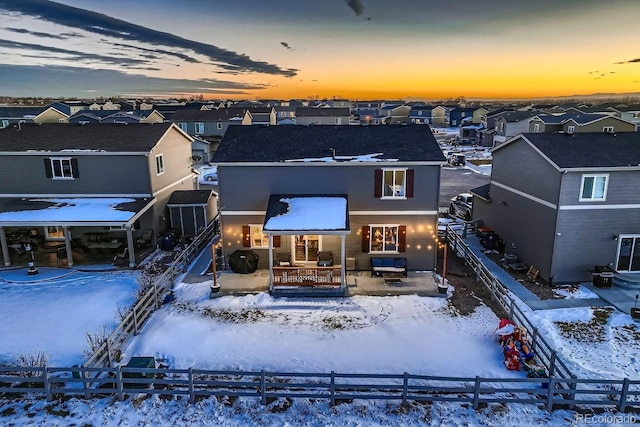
463;234;635;314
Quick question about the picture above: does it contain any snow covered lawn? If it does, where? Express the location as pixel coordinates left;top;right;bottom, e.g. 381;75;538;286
0;270;140;366
122;281;522;379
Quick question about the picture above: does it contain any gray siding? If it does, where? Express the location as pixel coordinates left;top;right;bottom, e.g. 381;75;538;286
559;170;640;206
473;185;557;281
0;154;150;195
296;116;348;126
217;164;440;211
491;139;562;203
149;129;195;196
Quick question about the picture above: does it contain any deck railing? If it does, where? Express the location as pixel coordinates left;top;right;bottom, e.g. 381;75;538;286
272;266;342;287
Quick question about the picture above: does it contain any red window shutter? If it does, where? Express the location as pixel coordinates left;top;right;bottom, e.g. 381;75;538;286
273;235;281;248
374;170;382;198
361;225;370;252
398;225;407;252
405;169;414;198
242;225;251;247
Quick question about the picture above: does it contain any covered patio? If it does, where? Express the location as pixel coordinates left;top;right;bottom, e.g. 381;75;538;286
0;197;155;268
262;195;350;295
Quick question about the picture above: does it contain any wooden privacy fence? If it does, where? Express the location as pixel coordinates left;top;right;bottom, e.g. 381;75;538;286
1;366;640;412
84;216;220;369
445;223;575;384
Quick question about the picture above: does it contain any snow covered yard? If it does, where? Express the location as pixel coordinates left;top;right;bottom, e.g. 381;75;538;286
122;281;518;379
0;270;140;366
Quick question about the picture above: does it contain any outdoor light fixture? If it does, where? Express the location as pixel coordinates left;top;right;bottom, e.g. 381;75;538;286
613;235;619;241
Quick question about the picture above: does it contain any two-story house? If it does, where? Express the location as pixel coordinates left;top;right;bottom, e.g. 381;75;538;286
471;132;640;284
0;123;197;268
295;107;352;126
213;125;445;292
408;105;434;124
492;111;539;146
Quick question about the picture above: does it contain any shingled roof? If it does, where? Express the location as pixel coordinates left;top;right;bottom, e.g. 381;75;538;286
213;125;445;163
520;132;640;169
0;123;176;152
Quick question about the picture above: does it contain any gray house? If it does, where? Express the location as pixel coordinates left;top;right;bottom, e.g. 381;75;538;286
295;107;352;126
213;125;445;291
472;132;640;284
0;123;197;268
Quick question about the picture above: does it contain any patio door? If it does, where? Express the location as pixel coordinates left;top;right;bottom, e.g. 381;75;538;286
293;235;320;263
616;235;640;272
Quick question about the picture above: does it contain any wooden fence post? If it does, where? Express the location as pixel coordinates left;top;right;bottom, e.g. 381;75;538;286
530;327;538;350
153;280;159;309
619;378;630;412
80;365;90;399
508;298;515;320
472;376;481;409
402;372;408;406
260;370;266;405
546;377;556;411
188;367;195;404
549;351;557;377
106;338;113;366
42;366;52;401
133;308;139;336
330;371;336;406
568;375;577;410
116;365;124;401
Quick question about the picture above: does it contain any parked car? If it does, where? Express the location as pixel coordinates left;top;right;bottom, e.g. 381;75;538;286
449;193;473;221
447;153;466;166
198;164;218;185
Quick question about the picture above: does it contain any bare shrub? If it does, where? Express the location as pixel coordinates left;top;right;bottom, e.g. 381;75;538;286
83;324;111;358
11;350;51;377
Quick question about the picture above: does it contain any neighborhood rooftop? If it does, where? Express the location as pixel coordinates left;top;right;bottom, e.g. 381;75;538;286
0;122;176;152
518;132;640;168
213;125;445;163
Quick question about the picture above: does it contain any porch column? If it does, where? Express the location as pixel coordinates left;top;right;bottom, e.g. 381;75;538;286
126;226;136;268
268;235;274;292
0;227;10;267
340;234;346;289
63;226;73;267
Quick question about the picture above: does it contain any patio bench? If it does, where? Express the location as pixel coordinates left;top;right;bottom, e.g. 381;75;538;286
370;257;408;278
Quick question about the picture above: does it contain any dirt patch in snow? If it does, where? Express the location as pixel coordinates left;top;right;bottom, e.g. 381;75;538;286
554;307;614;342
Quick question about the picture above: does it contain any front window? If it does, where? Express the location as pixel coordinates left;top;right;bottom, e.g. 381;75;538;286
603;126;614;133
383;169;406;198
195;122;204;134
533;123;540;133
178;122;188;132
50;158;74;179
249;224;268;248
216;122;222;130
580;174;608;201
370;225;399;253
155;154;164;175
1;119;8;128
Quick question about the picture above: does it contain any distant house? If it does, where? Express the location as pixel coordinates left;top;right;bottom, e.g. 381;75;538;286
0;123;197;268
0;107;45;128
431;106;453;126
472;132;640;284
378;105;411;124
492;111;538;145
606;104;640;126
295;107;352;126
528;113;636;134
213;125;445;292
449;107;478;127
408;106;434;124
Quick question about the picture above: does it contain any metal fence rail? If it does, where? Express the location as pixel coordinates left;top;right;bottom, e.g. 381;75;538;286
84;216;220;369
1;366;639;411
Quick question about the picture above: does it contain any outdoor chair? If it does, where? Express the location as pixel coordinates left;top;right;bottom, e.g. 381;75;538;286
136;229;153;249
317;251;334;267
274;252;292;266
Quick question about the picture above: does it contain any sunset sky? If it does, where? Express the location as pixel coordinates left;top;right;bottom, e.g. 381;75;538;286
0;0;639;100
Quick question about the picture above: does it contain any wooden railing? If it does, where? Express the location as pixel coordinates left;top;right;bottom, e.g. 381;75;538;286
2;366;640;412
273;266;342;287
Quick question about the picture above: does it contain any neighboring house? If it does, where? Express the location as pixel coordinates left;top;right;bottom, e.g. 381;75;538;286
527;114;566;133
295;107;352;126
378;105;411;124
606;104;640;126
275;105;296;123
561;114;636;134
431;106;454;126
213;125;445;292
329;99;352;108
245;107;276;125
0;107;45;128
49;101;90;116
471;132;640;284
449;107;478;127
353;109;382;125
68;110;164;125
492;111;538;145
0;123;196;268
408;106;434;124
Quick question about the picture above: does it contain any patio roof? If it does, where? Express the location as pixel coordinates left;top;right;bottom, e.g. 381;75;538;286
0;197;155;227
263;195;350;235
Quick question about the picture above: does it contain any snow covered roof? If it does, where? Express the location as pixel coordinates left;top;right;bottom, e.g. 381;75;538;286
263;195;349;234
0;197;155;226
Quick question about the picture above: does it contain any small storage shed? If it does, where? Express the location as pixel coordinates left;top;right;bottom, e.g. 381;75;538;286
166;190;217;236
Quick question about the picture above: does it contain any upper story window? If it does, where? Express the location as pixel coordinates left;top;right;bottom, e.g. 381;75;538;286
195;122;204;134
178;122;188;132
603;126;614;133
374;169;414;199
335;117;341;125
498;121;505;132
567;125;575;134
155;154;164;175
45;157;78;180
216;122;223;130
533;123;540;133
580;174;608;201
1;119;8;128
